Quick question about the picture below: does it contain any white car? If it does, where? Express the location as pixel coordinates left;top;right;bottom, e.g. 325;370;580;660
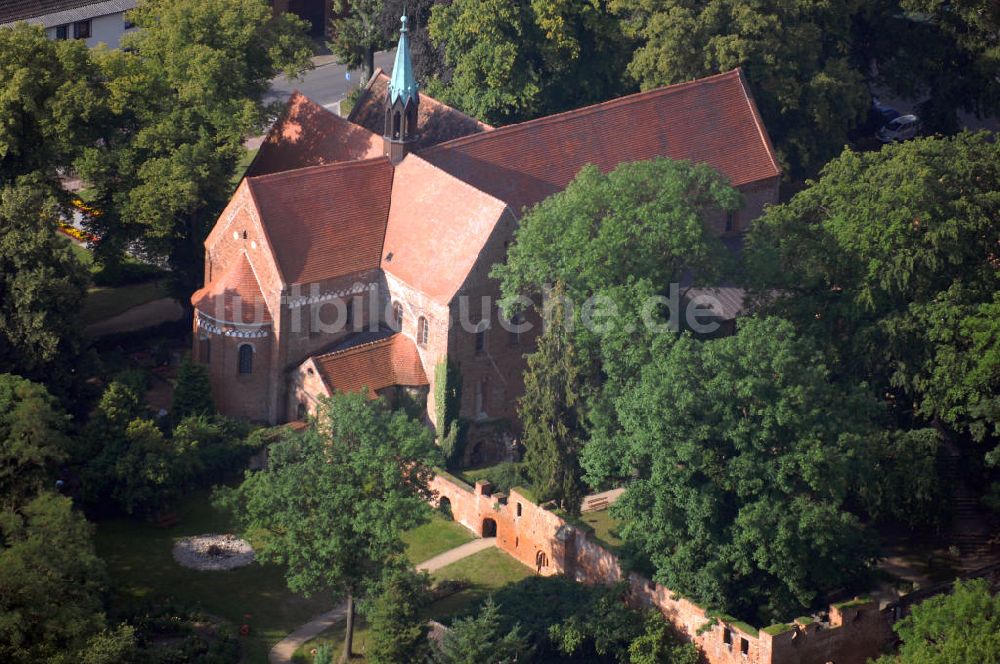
877;114;921;143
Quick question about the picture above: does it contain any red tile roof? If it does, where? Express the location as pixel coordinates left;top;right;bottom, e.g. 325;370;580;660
247;92;383;177
349;70;493;151
246;158;394;285
420;69;780;215
191;252;271;324
383;155;509;303
312;333;428;398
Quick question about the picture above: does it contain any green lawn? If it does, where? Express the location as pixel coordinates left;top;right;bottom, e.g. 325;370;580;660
83;280;171;324
59;232;94;266
95;490;335;664
293;547;533;663
580;509;624;550
402;513;474;564
98;494;485;664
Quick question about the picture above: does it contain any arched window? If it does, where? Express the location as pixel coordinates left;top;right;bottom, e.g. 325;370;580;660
392;301;403;330
296;402;308;420
392;112;401;139
406;104;418;139
475;376;488;417
475;325;487;355
199;336;211;363
238;344;253;375
417;316;428;346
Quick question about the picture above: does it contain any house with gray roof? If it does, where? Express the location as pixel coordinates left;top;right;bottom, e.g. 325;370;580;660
0;0;137;48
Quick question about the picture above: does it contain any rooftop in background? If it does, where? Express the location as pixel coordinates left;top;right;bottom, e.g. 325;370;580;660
350;69;493;151
0;0;135;27
247;92;383;177
421;69;781;214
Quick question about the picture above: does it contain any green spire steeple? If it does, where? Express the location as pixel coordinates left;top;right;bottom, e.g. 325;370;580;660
388;15;419;107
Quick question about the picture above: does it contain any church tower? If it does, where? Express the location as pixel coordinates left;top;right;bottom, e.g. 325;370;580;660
384;14;419;164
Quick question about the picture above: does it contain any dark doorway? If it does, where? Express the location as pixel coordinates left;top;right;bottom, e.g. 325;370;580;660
438;496;452;520
535;550;548;572
482;518;497;537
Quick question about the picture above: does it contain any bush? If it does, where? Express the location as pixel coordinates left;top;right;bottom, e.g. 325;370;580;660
172;356;214;421
313;643;334;664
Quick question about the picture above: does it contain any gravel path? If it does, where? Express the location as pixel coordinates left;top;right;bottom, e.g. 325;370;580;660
84;297;184;337
268;537;497;664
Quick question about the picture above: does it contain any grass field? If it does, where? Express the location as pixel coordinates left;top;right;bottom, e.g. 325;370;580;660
97;494;487;664
580;509;624;550
402;514;474;564
293;547;533;663
82;280;172;325
95;490;335;664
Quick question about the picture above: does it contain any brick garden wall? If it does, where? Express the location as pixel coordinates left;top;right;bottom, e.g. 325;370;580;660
430;472;893;664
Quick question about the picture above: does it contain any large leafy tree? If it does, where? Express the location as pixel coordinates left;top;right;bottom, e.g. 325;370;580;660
77;0;312;295
0;179;88;396
426;0;632;125
584;317;879;623
379;0;451;84
0;24;103;185
493;158;738;307
0;492;118;664
874;578;1000;664
745;133;1000;470
332;0;388;83
0;375;71;511
520;284;588;514
220;392;440;663
608;0;869;176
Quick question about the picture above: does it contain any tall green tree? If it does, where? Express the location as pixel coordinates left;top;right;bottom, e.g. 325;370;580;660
426;0;632;125
112;419;179;515
432;597;530;664
380;0;451;84
77;0;313;296
171;356;215;421
363;567;432;664
332;0;388;83
745;133;1000;474
608;0;869;176
0;492;120;664
219;392;440;664
0;179;88;397
584;317;879;623
520;283;588;514
0;24;103;185
493;158;738;307
0;375;71;511
874;578;1000;664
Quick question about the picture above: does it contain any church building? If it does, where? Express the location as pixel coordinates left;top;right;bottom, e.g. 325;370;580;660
191;15;781;460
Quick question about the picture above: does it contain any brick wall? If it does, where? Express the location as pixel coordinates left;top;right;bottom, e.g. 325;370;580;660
430;472;895;664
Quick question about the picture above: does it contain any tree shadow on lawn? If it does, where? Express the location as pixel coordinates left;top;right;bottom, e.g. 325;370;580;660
94;488;335;664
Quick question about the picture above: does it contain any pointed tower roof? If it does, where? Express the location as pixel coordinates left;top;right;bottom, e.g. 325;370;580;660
388;15;419;107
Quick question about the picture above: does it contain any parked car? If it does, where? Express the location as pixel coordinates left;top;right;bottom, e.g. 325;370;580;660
871;97;901;123
877;114;921;142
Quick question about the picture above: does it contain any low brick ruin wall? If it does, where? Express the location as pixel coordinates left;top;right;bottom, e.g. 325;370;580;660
430;472;893;664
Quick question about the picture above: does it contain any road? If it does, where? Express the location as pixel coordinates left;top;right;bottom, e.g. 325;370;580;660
265;50;397;110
